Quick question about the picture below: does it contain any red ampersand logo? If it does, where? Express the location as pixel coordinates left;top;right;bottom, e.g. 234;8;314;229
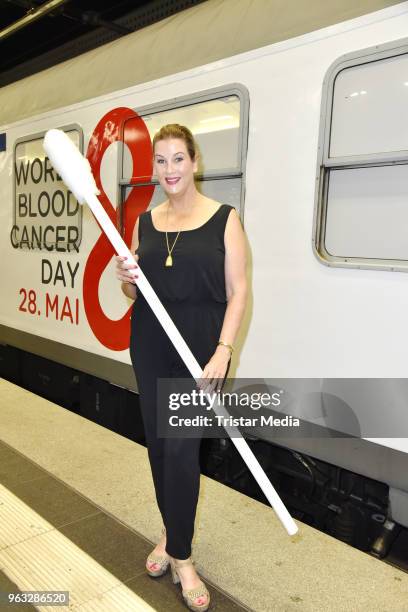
83;107;154;350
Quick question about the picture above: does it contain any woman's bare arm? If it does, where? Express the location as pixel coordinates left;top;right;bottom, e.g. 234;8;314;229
217;207;248;356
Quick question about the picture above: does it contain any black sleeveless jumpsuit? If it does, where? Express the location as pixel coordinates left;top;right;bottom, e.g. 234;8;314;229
129;203;233;559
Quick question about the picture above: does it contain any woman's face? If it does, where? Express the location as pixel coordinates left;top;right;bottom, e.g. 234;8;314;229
153;138;197;196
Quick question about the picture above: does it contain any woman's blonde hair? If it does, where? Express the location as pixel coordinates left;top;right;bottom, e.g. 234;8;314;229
152;123;197;161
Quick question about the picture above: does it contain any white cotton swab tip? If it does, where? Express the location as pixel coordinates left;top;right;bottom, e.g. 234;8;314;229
43;129;100;205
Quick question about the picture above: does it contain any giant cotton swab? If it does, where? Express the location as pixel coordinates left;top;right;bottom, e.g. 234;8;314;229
43;128;298;536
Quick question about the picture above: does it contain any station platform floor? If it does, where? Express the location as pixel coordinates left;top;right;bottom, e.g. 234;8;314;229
1;377;408;611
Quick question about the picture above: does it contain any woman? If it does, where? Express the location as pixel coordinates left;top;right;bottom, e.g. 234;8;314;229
116;124;247;611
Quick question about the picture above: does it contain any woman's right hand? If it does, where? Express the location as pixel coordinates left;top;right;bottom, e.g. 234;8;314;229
115;254;139;284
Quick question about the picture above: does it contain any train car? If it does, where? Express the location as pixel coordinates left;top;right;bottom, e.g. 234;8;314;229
1;0;408;552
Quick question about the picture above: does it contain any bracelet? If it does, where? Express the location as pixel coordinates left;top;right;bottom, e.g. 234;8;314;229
217;341;234;354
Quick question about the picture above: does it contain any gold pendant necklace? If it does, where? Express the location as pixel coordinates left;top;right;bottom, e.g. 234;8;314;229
165;202;181;267
165;252;175;267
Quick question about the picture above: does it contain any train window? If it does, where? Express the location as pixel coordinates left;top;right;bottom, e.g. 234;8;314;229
313;40;408;272
120;85;249;226
12;127;83;252
325;165;408;260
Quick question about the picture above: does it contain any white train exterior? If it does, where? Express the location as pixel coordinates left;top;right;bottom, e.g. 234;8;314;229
1;1;408;529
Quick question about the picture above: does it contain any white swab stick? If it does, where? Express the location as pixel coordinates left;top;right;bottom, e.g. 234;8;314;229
43;129;298;536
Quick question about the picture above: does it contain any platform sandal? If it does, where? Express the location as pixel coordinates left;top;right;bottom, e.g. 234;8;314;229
146;526;170;577
170;557;210;611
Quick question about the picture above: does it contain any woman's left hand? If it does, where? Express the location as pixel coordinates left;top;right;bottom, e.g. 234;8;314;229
197;345;231;393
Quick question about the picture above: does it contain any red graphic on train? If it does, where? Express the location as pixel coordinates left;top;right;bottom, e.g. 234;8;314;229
83;107;154;350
